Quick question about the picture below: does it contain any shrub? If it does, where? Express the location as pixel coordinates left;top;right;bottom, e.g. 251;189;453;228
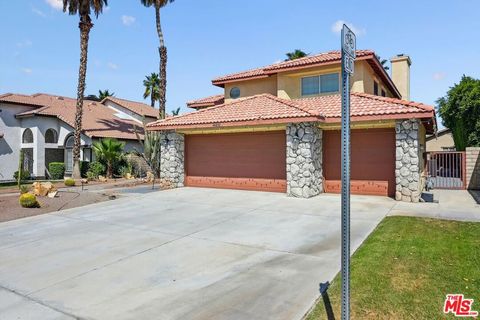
49;162;65;180
86;171;96;181
19;193;39;208
64;178;75;187
118;163;133;178
13;170;30;181
80;161;90;178
19;185;30;194
87;161;105;179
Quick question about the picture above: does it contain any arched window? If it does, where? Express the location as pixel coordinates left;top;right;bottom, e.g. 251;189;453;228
65;135;74;148
64;135;75;172
22;128;33;143
45;128;58;143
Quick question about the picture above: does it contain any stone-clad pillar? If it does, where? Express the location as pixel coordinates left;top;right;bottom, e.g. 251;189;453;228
160;131;184;188
286;122;323;198
395;119;421;202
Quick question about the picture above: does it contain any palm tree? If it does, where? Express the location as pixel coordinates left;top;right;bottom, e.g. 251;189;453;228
171;107;180;116
376;55;390;71
140;0;175;120
143;73;160;108
98;89;114;100
285;49;308;61
92;138;124;178
63;0;107;179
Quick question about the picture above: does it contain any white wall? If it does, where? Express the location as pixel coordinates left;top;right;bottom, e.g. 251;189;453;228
0;103;36;180
104;101;144;123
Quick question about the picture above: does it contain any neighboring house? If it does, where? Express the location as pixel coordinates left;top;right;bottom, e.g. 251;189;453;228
147;50;436;202
426;128;456;151
0;93;157;180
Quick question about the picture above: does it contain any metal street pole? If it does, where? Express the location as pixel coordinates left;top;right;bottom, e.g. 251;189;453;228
340;24;355;320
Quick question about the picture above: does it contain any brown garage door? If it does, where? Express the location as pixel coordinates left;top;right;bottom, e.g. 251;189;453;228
185;131;287;192
323;128;395;197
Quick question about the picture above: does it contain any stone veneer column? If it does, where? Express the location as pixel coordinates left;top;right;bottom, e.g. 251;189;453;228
160;131;185;187
395;119;421;202
286;122;323;198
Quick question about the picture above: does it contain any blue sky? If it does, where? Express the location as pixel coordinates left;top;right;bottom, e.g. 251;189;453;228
1;0;479;123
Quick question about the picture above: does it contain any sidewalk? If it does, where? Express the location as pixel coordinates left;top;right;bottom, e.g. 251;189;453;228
388;190;480;222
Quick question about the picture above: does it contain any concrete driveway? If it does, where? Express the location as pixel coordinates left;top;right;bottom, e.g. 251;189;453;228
0;188;393;320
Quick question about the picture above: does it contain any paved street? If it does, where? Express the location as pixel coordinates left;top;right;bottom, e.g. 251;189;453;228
0;188;394;320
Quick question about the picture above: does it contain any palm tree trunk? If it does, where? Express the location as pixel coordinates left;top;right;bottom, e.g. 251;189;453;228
155;5;167;120
150;94;155;108
72;16;93;179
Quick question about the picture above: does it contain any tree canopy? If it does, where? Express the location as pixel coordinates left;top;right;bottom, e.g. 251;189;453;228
437;75;480;150
285;49;308;61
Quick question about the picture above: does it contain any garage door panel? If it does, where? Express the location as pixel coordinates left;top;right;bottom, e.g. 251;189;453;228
323;128;395;196
185;131;286;192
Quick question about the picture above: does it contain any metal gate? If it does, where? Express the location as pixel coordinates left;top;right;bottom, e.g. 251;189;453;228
426;151;466;189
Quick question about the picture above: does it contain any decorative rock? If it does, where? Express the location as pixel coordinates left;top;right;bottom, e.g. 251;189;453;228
160;131;184;188
395;119;421;202
286;122;322;198
32;182;56;197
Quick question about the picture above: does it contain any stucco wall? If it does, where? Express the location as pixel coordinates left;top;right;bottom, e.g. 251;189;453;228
426;132;455;151
0;103;36;180
275;61;393;100
224;76;277;102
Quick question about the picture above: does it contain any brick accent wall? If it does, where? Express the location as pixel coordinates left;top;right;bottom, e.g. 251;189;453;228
286;122;323;198
466;147;480;190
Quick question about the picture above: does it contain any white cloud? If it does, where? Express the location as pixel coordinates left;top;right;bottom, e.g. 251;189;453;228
32;7;47;17
107;62;118;70
45;0;63;10
331;20;366;36
433;72;446;81
121;15;135;26
21;68;33;74
16;40;32;48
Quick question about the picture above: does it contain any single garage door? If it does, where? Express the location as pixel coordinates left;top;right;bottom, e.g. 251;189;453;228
323;128;395;197
185;131;287;192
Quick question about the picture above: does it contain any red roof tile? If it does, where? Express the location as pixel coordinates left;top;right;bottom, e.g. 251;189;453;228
147;94;317;130
187;94;225;109
3;93;144;140
211;50;401;99
147;93;435;131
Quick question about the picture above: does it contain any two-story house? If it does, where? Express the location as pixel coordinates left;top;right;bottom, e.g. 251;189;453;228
147;50;436;202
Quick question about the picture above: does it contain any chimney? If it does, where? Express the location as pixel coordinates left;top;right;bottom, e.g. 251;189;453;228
390;54;411;100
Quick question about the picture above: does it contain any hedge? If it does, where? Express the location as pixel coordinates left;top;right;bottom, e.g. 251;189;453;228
49;162;65;179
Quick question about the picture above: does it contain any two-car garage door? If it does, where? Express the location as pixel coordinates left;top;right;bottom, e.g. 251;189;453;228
184;128;396;197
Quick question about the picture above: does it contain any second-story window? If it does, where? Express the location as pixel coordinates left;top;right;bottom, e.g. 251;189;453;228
229;87;241;99
374;81;379;95
301;73;339;96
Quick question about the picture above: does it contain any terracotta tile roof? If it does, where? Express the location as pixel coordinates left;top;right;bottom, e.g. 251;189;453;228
147;93;435;131
211;50;401;99
295;92;435;120
3;93;143;140
103;96;158;118
212;50;372;84
186;94;225;109
263;50;374;72
147;94;317;130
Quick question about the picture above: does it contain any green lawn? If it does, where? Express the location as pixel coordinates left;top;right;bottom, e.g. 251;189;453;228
306;216;480;320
